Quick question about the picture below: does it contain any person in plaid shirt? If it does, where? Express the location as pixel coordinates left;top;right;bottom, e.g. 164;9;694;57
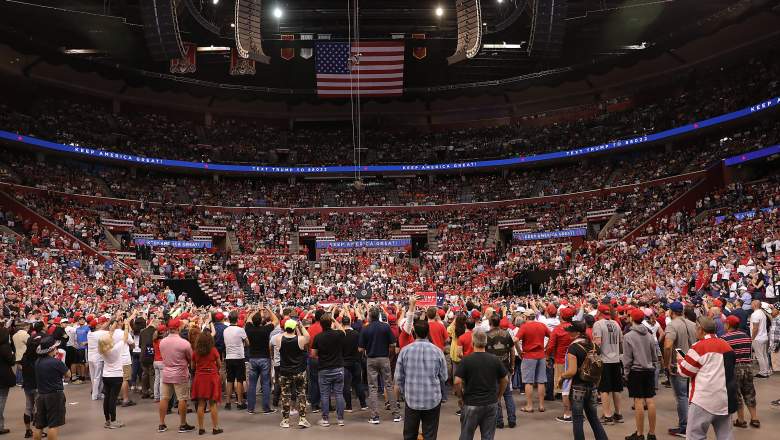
395;319;448;440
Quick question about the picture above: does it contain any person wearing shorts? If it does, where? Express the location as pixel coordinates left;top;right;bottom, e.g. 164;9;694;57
34;336;68;440
722;315;759;428
157;319;194;433
593;307;624;424
222;312;248;410
516;311;550;412
623;309;659;440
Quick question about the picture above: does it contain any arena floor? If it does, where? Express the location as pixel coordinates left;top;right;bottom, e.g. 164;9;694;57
6;378;780;439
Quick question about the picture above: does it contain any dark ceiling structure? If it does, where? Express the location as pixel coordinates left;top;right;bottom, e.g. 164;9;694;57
0;0;775;97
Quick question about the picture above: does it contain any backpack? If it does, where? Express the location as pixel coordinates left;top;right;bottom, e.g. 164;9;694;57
575;342;603;386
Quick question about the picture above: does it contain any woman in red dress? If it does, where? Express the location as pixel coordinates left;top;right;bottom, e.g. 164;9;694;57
191;331;223;435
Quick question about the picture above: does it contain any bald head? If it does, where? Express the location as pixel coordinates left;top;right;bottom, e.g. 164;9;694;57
751;300;761;311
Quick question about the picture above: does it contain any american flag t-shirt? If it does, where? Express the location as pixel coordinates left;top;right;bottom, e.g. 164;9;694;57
315;41;404;97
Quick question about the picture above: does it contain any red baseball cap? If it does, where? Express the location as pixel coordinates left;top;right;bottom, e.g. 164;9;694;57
546;305;557;316
471;310;481;320
437;309;445;318
214;312;225;321
88;320;98;328
167;319;182;330
726;315;740;327
560;308;575;321
630;309;645;323
597;304;611;314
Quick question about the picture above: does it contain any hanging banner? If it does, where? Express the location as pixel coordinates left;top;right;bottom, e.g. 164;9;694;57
230;48;256;75
281;34;295;60
513;228;587;241
170;43;197;74
300;47;313;59
412;33;427;60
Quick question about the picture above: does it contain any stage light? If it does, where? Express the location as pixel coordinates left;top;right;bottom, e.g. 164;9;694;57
497;0;503;3
212;0;219;5
435;6;443;16
273;6;283;18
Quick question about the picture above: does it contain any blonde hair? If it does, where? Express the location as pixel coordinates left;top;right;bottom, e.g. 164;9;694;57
98;334;114;355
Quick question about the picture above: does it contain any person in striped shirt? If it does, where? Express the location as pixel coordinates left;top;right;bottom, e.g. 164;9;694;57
677;317;737;440
721;315;759;428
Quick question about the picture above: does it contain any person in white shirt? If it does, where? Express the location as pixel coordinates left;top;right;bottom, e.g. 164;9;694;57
99;317;132;429
88;321;109;400
750;300;772;377
223;311;248;410
113;320;136;407
64;322;79;383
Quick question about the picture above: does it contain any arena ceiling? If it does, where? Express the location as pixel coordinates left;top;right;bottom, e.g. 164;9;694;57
0;0;775;97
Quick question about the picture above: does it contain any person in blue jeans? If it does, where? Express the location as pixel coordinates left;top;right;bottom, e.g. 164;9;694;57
340;315;367;411
311;313;346;426
244;307;279;414
561;321;607;440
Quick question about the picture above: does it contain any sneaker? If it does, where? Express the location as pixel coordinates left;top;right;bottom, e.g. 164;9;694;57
178;424;195;433
601;416;615;425
337;420;344;427
104;421;111;429
455;410;462;416
496;422;505;429
667;428;686;438
247;410;255;415
236;404;247;410
158;425;168;433
317;420;330;427
212;428;223;435
771;399;780;407
223;403;231;411
360;407;369;411
393;415;402;423
24;430;33;438
368;416;380;425
279;419;290;429
625;433;644;440
121;401;137;407
613;414;625;424
298;418;311;429
647;434;657;440
556;416;572;423
109;421;124;429
344;408;353;413
311;407;320;414
508;421;517;428
262;409;277;415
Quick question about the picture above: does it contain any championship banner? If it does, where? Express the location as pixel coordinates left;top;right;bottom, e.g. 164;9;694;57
300;48;313;59
170;43;197;74
411;33;426;60
513;228;586;241
134;239;212;249
281;34;295;61
230;48;256;75
315;239;411;249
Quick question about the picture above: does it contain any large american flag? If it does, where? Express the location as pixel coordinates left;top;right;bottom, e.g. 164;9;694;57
315;41;405;97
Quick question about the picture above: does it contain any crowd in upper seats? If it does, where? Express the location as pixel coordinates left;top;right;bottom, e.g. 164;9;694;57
0;51;778;166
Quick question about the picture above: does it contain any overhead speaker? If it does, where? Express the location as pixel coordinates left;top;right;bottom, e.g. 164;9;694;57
527;0;568;58
140;0;185;62
447;0;483;65
234;0;270;64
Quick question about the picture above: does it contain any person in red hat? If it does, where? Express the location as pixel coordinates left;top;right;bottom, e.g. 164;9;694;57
157;318;195;433
623;308;659;440
722;315;759;428
548;307;576;422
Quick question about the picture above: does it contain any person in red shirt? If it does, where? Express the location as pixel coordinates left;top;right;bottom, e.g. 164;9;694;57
547;307;576;422
457;319;476;358
516;311;551;412
425;307;449;352
305;309;324;412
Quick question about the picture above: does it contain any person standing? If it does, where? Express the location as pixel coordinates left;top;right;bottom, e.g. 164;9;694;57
593;305;625;425
138;317;157;399
749;300;771;378
33;336;68;440
340;314;367;412
516;310;550;413
222;311;248;410
191;331;222;435
548;307;576;423
87;319;108;401
157;318;195;433
244;307;278;414
722;315;759;428
623;309;659;440
13;323;30;385
98;318;131;429
306;309;324;413
395;319;448;440
454;330;508;440
485;314;516;429
0;328;16;434
21;334;42;438
311;313;346;427
272;319;311;429
678;317;737;440
561;321;608;440
662;301;698;438
360;306;400;424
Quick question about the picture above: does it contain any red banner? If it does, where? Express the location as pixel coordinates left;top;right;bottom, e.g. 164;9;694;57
170;43;197;74
416;291;437;308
